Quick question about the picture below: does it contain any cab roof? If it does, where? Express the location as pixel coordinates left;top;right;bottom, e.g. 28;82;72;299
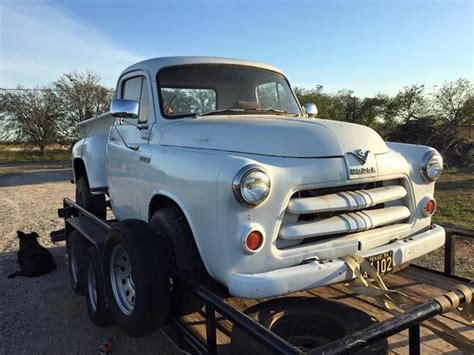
121;56;284;78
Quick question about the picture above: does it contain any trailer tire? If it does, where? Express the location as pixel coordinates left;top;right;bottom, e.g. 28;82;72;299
67;230;89;295
104;219;170;337
76;176;106;219
149;206;207;316
85;246;111;326
230;297;388;354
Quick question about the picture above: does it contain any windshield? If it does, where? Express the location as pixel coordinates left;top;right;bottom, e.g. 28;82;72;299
157;64;302;118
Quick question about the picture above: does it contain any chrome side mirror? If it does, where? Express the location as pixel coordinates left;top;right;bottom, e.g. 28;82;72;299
303;103;318;118
111;99;139;119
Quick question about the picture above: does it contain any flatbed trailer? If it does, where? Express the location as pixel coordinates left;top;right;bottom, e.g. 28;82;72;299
52;199;473;355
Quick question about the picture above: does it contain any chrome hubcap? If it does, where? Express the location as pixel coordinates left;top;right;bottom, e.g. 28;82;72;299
87;261;98;312
110;245;135;315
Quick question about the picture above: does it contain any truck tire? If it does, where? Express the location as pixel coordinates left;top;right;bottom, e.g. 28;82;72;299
67;230;89;295
85;246;111;326
76;176;106;219
149;206;207;316
230;297;388;354
103;219;170;337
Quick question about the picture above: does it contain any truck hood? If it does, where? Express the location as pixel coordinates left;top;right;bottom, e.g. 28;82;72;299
158;116;388;158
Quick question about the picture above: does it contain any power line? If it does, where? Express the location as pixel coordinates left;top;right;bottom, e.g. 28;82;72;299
0;87;59;92
0;87;114;92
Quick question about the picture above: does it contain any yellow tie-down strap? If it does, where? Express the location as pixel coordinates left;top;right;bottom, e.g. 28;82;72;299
342;253;474;353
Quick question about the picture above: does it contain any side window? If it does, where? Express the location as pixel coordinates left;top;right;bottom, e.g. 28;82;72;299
122;77;141;102
121;76;150;123
256;82;292;112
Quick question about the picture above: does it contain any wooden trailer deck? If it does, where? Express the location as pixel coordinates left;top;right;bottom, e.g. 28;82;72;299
178;266;473;354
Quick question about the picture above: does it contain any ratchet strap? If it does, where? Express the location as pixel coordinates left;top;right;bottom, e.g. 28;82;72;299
342;253;474;352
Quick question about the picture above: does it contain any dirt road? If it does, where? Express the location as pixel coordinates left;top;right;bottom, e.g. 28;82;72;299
0;165;181;354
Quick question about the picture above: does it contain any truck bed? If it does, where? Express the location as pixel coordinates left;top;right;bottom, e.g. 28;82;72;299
177;266;473;354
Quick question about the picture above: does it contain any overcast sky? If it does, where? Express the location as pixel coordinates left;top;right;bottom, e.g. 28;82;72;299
1;0;472;96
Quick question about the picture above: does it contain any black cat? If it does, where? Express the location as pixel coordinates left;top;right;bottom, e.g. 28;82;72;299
7;231;56;278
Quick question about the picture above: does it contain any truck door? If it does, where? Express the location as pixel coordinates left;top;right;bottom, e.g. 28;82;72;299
107;73;152;220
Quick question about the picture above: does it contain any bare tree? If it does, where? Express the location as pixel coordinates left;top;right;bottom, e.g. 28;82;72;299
54;71;113;139
0;87;62;155
432;79;473;125
388;79;473;166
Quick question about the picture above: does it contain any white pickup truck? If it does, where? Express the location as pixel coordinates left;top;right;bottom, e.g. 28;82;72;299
70;56;445;334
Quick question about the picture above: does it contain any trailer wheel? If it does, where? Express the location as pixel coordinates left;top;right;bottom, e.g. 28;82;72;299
67;230;89;295
85;246;111;326
104;219;170;337
230;297;388;354
76;176;106;219
150;206;207;316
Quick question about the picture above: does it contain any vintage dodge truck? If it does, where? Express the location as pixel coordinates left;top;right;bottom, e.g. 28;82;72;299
69;56;445;334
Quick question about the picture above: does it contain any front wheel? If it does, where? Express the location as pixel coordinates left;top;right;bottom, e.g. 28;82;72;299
103;219;170;337
149;207;207;316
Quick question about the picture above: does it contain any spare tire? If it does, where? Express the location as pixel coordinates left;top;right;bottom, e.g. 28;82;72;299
230;297;388;354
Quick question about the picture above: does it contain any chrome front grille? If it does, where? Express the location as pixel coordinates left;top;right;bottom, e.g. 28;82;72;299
276;179;412;249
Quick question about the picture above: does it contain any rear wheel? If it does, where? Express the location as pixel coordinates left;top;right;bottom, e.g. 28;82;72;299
230;297;388;354
67;230;89;295
104;219;170;337
76;176;106;219
149;206;207;316
85;246;111;326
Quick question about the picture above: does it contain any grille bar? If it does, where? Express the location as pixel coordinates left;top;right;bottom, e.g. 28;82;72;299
287;185;407;214
279;206;411;240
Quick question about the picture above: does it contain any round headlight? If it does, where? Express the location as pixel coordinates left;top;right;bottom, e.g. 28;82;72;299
421;150;443;182
233;166;271;206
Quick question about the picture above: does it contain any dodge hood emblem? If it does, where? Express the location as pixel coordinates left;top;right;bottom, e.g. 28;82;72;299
349;149;370;165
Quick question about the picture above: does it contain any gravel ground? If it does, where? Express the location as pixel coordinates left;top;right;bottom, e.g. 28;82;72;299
412;237;473;279
0;164;181;354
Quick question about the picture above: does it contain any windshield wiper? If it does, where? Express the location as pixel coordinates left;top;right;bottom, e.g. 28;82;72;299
195;108;300;118
255;109;299;117
194;108;257;118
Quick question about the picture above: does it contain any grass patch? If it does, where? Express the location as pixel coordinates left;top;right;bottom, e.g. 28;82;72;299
0;143;70;163
432;168;474;230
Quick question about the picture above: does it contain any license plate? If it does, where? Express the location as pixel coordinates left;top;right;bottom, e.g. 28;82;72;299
365;251;393;276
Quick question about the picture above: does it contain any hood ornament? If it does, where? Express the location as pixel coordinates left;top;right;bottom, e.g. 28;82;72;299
349;149;370;165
